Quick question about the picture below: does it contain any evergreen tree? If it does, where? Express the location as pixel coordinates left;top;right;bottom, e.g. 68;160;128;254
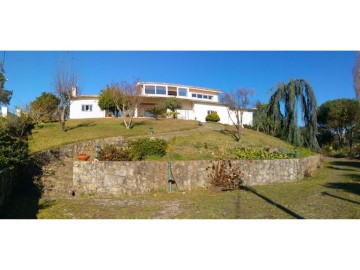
267;78;319;151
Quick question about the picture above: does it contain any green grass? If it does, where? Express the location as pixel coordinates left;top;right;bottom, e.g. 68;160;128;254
29;118;199;153
29;118;314;160
157;125;309;161
3;157;358;219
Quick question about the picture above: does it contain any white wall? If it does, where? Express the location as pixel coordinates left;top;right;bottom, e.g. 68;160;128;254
69;99;105;119
192;103;253;125
1;106;8;117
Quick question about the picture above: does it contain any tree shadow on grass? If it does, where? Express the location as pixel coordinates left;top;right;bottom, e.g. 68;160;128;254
120;120;146;128
329;160;360;170
240;186;304;219
323;182;360;196
326;165;357;172
321;191;360;205
65;121;96;131
219;129;239;141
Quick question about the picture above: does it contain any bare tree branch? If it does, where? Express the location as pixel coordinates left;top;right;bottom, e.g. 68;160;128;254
54;57;79;132
108;78;142;129
221;88;255;141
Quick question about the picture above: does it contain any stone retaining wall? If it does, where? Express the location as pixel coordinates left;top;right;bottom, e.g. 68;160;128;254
0;167;15;210
73;155;322;196
31;136;126;197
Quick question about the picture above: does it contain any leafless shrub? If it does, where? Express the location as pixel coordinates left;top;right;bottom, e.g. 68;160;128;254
207;160;243;190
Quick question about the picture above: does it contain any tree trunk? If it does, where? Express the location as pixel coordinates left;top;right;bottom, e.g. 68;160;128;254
60;107;66;132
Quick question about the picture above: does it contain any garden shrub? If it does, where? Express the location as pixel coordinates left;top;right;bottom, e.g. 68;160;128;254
228;147;295;160
98;144;132;161
348;144;360;159
128;138;168;160
207;160;243;190
0;129;29;169
205;112;220;122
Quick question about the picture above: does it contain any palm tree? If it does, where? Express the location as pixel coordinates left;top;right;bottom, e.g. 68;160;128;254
267;78;319;151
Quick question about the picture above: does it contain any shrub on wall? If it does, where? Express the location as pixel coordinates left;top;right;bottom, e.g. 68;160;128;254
128;138;168;160
99;138;168;161
98;144;132;161
205;112;220;122
227;147;295;160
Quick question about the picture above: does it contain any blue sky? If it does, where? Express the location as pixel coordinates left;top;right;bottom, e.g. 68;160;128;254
1;51;357;112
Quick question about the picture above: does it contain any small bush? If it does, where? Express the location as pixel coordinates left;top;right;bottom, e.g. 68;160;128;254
98;144;132;161
128;138;168;160
348;144;360;159
206;112;220;122
207;160;243;190
228;147;295;160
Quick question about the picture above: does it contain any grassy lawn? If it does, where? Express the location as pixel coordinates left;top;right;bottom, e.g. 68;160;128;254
29;118;199;153
165;124;300;160
29;118;307;159
2;157;358;219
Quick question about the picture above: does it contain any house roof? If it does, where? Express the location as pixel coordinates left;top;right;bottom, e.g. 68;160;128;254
137;82;222;94
72;95;99;100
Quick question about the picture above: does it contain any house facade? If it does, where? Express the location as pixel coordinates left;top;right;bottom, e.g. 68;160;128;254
69;82;254;125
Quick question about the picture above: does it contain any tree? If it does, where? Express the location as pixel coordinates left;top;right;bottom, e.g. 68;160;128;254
317;98;360;148
353;51;360;102
221;88;254;142
98;88;117;116
267;78;319;151
0;62;12;108
30;92;60;124
146;106;165;120
164;97;182;118
252;101;281;136
107;79;142;129
54;58;79;132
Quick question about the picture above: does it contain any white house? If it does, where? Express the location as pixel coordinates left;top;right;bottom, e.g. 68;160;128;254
69;82;254;125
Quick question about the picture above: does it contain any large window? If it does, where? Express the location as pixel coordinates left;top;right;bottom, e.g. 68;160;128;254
156;85;166;95
81;105;92;112
178;87;188;97
145;85;167;95
145;85;155;94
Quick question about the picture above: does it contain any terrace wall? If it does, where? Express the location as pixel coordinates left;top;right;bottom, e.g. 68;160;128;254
72;155;322;196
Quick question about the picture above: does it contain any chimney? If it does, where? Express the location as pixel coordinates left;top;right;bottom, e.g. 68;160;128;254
72;86;78;98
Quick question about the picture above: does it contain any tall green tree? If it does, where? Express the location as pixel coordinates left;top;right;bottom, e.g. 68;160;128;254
30;92;60;124
353;51;360;102
98;88;118;116
252;101;281;136
267;78;319;151
317;98;360;148
164;97;182;118
0;65;12;107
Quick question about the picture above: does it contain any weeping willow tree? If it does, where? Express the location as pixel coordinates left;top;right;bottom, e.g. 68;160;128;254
267;78;319;151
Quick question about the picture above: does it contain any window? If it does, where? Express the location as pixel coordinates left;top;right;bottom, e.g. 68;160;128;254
178;87;188;97
191;92;215;100
145;85;155;94
156;85;166;95
82;105;92;112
